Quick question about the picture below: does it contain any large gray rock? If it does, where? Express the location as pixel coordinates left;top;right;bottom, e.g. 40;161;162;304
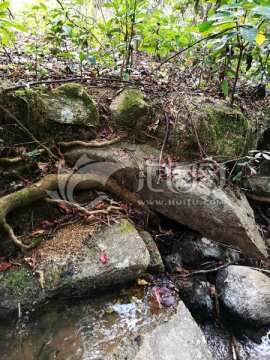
216;265;270;326
116;301;213;359
0;219;150;315
65;142;268;260
44;83;99;126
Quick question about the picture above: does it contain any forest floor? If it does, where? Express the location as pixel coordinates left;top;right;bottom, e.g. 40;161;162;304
0;30;269;138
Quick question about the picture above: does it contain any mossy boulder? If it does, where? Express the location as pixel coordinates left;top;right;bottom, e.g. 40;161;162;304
153;96;258;160
44;83;99;126
109;88;149;129
0;82;99;146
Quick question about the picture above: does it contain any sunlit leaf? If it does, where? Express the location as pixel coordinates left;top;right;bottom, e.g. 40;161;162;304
255;30;265;45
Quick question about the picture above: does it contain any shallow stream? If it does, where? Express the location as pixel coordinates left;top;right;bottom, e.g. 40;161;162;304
0;285;269;360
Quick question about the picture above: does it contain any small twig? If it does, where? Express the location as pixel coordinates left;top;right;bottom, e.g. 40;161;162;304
58;134;127;148
175;259;242;278
2;77;135;94
0;105;57;161
157;112;170;184
45;198;125;217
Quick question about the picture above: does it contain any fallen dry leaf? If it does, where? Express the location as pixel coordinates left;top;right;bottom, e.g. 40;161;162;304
35;270;45;289
24;257;37;269
137;278;150;286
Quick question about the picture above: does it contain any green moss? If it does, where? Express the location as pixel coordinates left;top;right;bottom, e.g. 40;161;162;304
120;219;136;233
4;268;28;292
54;83;99;124
166;97;257;160
111;89;149;128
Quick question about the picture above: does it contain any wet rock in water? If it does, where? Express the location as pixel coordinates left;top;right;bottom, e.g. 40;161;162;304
116;301;213;359
0;219;150;315
177;237;241;267
216;265;270;327
139;231;165;274
176;276;215;318
164;252;183;273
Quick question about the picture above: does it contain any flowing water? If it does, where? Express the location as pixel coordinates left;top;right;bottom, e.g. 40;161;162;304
0;285;172;360
0;286;269;360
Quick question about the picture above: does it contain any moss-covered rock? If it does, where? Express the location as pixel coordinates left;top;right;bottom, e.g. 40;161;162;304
109;88;149;129
0;82;99;147
152;96;258;160
45;83;99;127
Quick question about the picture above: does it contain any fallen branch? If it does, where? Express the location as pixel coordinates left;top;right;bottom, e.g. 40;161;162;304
2;77;135;94
0;173;160;250
58;134;127;148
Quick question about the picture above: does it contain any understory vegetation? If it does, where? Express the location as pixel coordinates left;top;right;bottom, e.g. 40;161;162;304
0;0;269;105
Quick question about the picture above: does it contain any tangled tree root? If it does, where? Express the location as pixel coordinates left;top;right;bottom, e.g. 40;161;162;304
0;173;160;250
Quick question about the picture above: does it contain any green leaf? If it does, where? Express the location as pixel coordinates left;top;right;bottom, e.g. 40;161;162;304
233;171;243;182
0;19;27;32
40;3;47;11
218;4;244;10
262;153;270;160
251;6;270;18
89;56;96;65
33;235;44;246
0;2;10;11
123;73;130;81
221;80;229;96
198;21;213;33
240;25;257;43
57;52;76;57
79;52;88;62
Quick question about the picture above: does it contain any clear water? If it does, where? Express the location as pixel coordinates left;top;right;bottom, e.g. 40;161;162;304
0;286;170;360
1;287;269;360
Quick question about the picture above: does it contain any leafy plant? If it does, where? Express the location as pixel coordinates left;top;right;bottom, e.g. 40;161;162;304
233;150;270;182
198;1;270;105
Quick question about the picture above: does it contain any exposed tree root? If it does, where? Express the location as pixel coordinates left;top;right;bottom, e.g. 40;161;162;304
0;173;160;250
45;198;125;216
58;134;127;148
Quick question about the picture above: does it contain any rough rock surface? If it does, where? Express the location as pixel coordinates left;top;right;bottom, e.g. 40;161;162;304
177;237;241;267
65;142;268;259
109;88;149;129
176;276;215;318
0;219;150;315
116;301;213;360
139;231;164;273
44;83;99;126
216;265;270;326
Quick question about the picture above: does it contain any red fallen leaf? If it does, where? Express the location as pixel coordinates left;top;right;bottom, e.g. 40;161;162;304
57;202;72;214
0;262;12;272
100;251;108;264
42;220;54;227
24;257;37;269
32;229;46;235
152;288;161;307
